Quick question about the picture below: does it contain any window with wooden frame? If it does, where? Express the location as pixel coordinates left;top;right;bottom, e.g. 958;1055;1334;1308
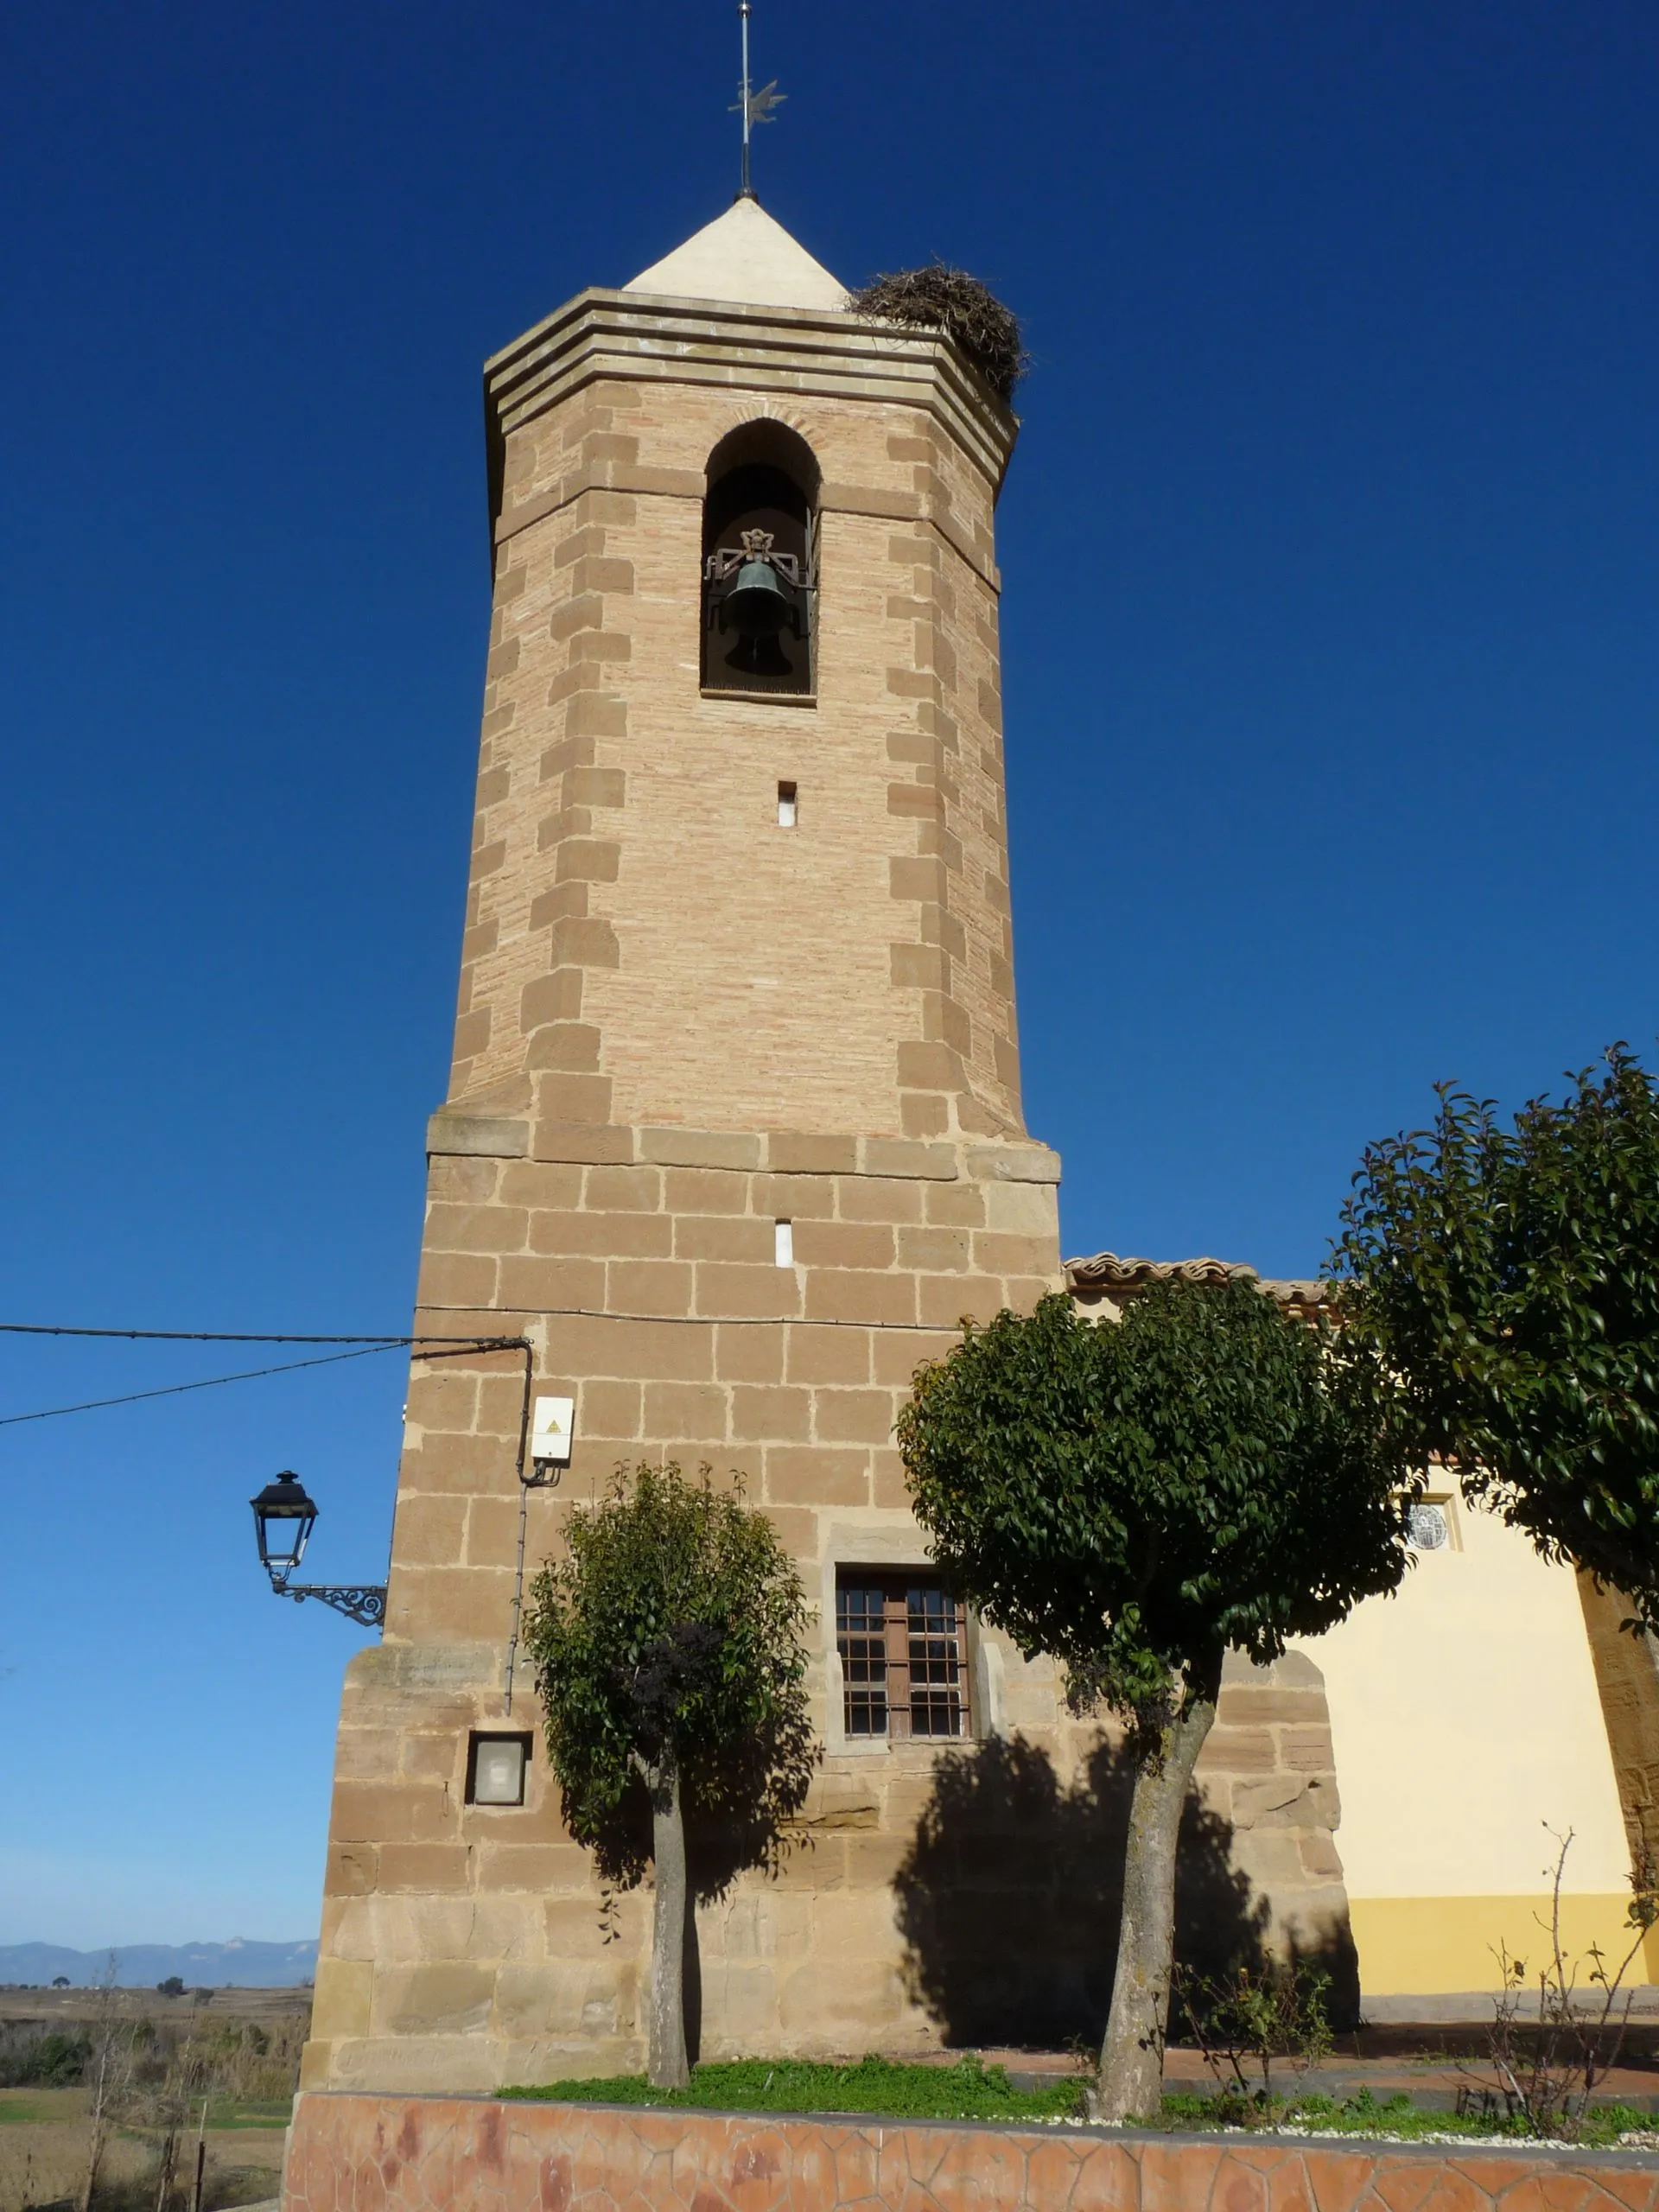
835;1570;970;1741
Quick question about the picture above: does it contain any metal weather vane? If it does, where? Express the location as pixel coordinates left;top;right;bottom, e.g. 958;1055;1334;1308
730;0;785;200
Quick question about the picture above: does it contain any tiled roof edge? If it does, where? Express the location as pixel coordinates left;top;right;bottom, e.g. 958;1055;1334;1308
1063;1251;1333;1309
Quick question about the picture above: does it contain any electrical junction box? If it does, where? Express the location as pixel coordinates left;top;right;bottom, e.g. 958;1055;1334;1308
530;1395;575;1466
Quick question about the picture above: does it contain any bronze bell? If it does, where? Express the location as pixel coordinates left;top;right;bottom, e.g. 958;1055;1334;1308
722;554;793;638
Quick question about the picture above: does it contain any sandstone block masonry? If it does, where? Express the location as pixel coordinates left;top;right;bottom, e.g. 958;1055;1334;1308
309;1122;1079;2092
302;276;1355;2095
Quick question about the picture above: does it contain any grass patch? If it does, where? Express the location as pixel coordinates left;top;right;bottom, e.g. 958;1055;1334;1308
203;2095;296;2130
1149;2090;1659;2146
0;2084;83;2125
501;2065;1659;2146
501;2054;1085;2123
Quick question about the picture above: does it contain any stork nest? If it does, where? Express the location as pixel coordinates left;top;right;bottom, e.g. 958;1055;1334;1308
847;264;1029;403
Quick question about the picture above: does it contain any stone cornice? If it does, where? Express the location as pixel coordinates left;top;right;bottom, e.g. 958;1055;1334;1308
482;287;1020;543
428;1109;1060;1186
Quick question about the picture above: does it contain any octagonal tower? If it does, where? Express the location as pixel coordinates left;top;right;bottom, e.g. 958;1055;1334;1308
304;198;1071;2092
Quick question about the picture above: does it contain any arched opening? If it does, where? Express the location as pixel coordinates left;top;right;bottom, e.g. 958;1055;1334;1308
701;421;819;697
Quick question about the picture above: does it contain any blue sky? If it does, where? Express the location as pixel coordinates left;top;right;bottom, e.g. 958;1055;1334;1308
1;0;1655;1948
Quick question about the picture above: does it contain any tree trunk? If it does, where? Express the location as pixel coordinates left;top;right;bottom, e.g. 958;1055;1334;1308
79;2049;109;2212
646;1757;690;2089
1095;1649;1224;2123
153;2126;179;2210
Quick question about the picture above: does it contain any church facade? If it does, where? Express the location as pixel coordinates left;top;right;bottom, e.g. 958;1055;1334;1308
302;201;1659;2094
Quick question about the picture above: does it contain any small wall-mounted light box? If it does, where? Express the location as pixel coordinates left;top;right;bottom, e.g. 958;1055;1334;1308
467;1732;531;1808
774;1220;794;1267
777;781;798;828
531;1395;575;1467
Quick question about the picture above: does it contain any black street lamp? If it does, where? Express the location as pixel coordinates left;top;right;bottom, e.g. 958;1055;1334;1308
250;1471;317;1575
251;1471;386;1628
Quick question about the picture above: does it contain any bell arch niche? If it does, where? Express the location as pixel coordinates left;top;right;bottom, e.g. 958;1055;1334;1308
701;420;819;699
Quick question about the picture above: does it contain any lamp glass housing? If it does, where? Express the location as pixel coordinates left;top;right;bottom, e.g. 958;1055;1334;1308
251;1471;319;1579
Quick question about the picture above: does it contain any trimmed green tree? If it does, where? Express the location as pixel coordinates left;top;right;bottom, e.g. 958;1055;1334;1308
897;1283;1413;2121
1334;1046;1659;1627
523;1463;814;2088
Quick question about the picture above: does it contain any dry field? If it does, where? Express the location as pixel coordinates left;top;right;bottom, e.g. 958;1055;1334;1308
0;1988;303;2210
0;1987;309;2031
0;2088;284;2210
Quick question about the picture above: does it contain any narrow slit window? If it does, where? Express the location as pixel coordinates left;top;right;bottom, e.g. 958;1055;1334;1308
777;781;798;828
774;1219;794;1267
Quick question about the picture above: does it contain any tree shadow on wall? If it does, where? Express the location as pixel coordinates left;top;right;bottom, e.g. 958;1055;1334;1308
893;1732;1357;2050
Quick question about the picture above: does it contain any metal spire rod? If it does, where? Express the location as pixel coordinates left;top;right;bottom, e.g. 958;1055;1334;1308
732;0;784;201
740;1;753;198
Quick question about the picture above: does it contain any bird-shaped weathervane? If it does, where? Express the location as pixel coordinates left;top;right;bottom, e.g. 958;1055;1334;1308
730;0;785;200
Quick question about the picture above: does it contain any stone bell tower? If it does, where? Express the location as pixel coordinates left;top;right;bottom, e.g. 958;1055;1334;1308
302;196;1065;2094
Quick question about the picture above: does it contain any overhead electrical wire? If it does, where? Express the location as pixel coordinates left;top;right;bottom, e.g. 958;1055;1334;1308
0;1300;963;1432
0;1325;508;1345
0;1322;530;1431
0;1342;406;1428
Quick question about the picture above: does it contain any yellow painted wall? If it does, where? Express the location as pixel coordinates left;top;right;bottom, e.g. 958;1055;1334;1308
1347;1895;1644;1998
1295;1495;1637;1995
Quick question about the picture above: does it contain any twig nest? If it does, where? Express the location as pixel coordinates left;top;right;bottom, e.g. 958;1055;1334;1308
848;264;1029;403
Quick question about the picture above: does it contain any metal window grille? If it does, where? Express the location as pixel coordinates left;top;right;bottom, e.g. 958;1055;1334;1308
836;1582;889;1736
906;1584;966;1737
836;1573;969;1740
1408;1500;1451;1551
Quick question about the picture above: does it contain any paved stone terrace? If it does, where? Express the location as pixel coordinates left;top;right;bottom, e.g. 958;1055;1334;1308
282;2091;1659;2212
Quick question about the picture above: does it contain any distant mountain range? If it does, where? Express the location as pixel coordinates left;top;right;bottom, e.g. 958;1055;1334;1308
0;1939;317;1988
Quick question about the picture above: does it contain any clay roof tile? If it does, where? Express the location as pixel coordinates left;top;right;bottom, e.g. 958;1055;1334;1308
1063;1251;1333;1314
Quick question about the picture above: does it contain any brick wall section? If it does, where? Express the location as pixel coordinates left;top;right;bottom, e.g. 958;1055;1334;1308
1201;1650;1350;1967
886;420;1023;1141
308;1125;1070;2092
450;398;640;1117
282;2093;1659;2212
310;1120;1348;2091
315;1640;1074;2091
310;1650;1353;2091
448;304;1026;1143
403;1129;1058;1614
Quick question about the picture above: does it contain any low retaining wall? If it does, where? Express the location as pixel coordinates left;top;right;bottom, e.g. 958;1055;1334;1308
283;2091;1659;2212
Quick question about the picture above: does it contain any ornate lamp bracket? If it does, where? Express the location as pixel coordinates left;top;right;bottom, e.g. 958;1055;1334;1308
267;1573;387;1629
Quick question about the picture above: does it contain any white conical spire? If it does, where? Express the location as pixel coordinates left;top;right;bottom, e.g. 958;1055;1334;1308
623;199;847;312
